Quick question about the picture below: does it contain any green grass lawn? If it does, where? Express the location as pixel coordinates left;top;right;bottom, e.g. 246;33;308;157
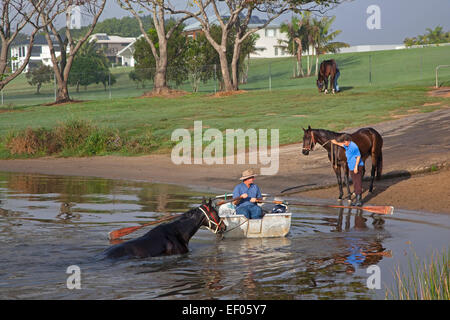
0;45;449;158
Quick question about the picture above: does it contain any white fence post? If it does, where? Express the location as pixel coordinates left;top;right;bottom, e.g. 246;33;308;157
435;65;450;88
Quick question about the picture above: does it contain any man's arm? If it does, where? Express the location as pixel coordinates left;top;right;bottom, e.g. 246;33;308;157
354;155;361;173
331;139;345;147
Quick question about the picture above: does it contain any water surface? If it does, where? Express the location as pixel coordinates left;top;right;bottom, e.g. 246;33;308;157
0;172;448;299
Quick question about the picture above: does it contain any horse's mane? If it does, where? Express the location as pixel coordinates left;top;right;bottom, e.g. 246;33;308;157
313;128;345;139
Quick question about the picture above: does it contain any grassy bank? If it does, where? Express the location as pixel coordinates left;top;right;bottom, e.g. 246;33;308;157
0;46;449;158
386;247;449;300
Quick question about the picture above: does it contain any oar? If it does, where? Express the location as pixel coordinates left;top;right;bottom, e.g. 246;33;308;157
108;214;179;241
216;196;242;206
108;197;241;241
258;200;394;215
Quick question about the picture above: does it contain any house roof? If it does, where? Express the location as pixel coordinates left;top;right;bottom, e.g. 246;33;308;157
117;35;143;57
90;33;136;44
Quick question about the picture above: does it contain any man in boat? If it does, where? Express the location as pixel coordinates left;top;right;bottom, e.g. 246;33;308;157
232;169;263;219
331;134;364;206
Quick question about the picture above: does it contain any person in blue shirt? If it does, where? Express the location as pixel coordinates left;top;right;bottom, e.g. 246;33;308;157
334;67;340;93
331;134;364;206
232;169;263;219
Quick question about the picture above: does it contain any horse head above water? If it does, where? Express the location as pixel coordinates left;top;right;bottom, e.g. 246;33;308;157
103;198;226;259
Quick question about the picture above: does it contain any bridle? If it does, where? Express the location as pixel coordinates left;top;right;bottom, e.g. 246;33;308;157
199;204;223;234
302;130;316;152
302;130;331;152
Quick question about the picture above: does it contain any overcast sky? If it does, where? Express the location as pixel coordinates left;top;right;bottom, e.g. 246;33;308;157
92;0;450;45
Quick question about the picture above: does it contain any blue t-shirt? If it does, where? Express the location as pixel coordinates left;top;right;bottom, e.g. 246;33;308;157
343;141;364;169
233;183;262;209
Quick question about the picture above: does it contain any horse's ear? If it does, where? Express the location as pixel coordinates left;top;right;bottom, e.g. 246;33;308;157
308;125;311;130
201;197;206;205
208;198;212;207
302;127;306;132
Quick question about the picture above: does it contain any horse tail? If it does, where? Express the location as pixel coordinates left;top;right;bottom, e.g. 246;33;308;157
372;129;383;180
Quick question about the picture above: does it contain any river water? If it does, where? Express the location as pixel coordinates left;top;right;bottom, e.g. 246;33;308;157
0;171;448;300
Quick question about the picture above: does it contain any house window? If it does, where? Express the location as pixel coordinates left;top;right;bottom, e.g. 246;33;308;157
265;28;275;37
274;47;278;56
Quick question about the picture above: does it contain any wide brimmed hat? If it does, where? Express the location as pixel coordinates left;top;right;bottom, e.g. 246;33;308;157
239;169;257;180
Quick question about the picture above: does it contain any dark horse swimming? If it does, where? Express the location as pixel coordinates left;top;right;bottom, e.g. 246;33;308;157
302;126;383;200
317;59;339;94
104;199;226;259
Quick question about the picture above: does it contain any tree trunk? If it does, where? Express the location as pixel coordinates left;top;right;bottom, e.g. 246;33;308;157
57;81;71;103
315;50;319;76
306;47;311;76
218;50;233;92
153;57;169;94
295;38;304;77
231;41;241;91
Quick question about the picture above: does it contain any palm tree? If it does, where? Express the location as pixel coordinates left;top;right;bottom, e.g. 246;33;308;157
425;26;445;44
280;16;307;78
310;16;349;76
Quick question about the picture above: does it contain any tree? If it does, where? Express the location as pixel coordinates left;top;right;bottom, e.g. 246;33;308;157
184;36;212;92
37;0;107;103
280;16;307;78
117;0;200;94
0;0;61;90
132;20;189;88
309;15;349;75
170;0;342;91
404;26;450;47
68;40;113;92
183;25;259;92
26;64;53;94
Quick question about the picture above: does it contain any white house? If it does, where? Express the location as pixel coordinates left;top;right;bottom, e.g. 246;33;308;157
117;36;142;67
89;33;136;65
249;22;290;58
10;35;61;73
183;16;291;59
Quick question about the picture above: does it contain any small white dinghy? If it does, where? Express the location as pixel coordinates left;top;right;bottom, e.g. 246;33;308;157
215;195;291;239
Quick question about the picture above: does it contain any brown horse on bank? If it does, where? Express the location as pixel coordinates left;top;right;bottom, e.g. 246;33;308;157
302;126;383;200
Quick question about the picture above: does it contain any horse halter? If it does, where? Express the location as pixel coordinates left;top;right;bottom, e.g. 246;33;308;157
302;131;316;152
199;204;222;234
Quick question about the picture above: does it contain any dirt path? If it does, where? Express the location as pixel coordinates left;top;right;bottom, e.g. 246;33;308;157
0;107;449;214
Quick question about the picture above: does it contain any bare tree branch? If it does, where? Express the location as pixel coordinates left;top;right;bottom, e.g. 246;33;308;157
0;0;63;90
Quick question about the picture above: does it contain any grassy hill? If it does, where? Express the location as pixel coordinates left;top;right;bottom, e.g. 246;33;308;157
0;45;449;158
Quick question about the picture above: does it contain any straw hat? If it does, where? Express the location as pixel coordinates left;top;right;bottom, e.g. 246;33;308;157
239;169;257;181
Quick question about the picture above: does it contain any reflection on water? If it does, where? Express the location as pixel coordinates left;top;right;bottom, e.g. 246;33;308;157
0;171;448;300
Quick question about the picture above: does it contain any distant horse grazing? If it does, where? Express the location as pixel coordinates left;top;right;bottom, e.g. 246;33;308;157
104;199;226;259
301;126;383;200
317;59;337;94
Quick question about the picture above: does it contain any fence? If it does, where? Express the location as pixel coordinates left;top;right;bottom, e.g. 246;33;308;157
1;45;449;108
